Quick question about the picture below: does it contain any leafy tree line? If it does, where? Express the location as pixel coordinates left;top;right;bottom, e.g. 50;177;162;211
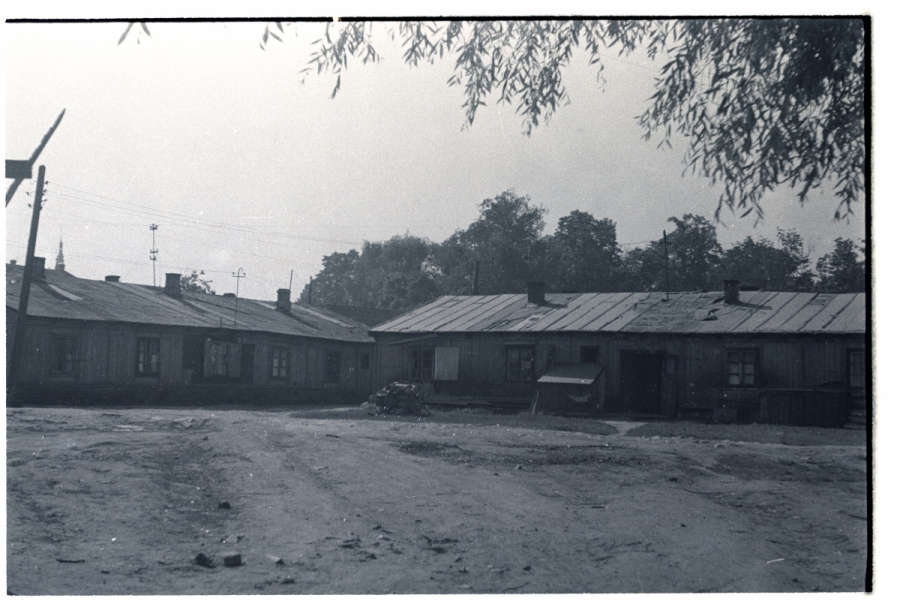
299;190;866;312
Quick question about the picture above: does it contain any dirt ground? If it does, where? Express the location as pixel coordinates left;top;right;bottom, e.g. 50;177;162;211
6;405;868;594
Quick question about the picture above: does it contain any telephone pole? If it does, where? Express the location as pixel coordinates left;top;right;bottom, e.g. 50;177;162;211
149;224;159;287
663;230;671;302
231;267;246;326
8;165;48;395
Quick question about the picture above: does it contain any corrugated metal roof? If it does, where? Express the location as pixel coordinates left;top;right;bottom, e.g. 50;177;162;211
372;290;866;335
6;265;373;344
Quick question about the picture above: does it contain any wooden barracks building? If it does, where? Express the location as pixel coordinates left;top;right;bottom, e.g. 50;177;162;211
6;258;375;405
368;281;868;427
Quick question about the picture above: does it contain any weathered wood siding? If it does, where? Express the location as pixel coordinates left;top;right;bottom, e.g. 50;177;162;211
11;317;374;401
372;332;865;413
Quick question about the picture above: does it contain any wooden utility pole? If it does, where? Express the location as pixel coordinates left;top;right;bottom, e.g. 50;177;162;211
663;230;670;302
7;165;48;394
149;224;159;287
231;267;245;327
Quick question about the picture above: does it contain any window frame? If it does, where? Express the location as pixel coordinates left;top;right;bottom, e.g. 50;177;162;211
50;335;77;376
208;341;230;378
725;349;758;387
324;351;341;385
271;345;290;380
408;347;435;382
135;337;161;378
506;345;536;382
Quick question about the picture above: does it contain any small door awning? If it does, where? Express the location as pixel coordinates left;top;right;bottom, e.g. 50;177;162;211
537;363;605;385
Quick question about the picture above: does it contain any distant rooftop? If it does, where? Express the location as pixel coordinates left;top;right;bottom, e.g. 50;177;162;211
6;264;373;344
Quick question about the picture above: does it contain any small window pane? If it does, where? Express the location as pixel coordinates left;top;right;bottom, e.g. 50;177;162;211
137;338;161;377
271;347;289;379
507;347;534;381
726;350;757;386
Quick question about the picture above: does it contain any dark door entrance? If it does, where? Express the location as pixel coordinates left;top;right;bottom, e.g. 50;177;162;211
182;335;206;383
240;344;256;384
661;355;679;417
619;350;663;414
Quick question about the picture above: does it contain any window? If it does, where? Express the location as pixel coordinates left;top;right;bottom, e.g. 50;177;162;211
325;352;341;384
136;338;160;377
507;346;535;381
359;353;370;370
50;336;77;375
726;350;757;386
409;348;434;381
271;346;290;379
209;342;229;377
848;349;865;389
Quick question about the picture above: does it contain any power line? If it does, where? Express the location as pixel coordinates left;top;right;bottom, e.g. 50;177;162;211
37;206;305;264
48;183;673;250
49;183;361;247
5;238;235;275
49;182;442;229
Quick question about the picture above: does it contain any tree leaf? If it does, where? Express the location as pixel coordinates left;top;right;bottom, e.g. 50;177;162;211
117;22;134;45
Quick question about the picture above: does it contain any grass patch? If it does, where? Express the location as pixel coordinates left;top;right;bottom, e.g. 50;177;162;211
625;420;866;446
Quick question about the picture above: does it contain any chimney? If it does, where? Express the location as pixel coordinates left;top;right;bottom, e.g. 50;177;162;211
723;279;740;305
527;281;546;305
104;275;120;282
223;292;236;298
164;273;182;298
277;288;291;313
33;257;46;282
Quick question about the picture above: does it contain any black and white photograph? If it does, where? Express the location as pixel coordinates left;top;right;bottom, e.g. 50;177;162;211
5;6;877;597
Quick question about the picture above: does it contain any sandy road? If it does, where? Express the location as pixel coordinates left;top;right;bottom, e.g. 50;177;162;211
6;407;867;594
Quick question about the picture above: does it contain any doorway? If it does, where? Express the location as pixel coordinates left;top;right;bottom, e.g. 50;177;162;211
240;344;256;384
619;350;663;414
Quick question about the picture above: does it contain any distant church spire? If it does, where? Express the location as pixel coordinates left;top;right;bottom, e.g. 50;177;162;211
55;237;66;272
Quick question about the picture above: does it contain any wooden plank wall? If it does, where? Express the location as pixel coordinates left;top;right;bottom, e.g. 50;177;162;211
14;319;374;394
373;332;865;409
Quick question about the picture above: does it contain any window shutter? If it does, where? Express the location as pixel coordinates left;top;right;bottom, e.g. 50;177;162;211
434;347;459;381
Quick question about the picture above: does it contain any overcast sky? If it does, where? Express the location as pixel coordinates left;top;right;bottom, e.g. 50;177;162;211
5;19;866;301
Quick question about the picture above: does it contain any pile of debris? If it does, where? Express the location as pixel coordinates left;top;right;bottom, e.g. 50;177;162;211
366;382;435;416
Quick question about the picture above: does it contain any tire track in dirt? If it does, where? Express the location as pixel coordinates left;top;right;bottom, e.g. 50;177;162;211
6;407;868;594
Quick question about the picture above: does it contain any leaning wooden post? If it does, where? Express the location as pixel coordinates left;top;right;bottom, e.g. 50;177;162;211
8;165;47;396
